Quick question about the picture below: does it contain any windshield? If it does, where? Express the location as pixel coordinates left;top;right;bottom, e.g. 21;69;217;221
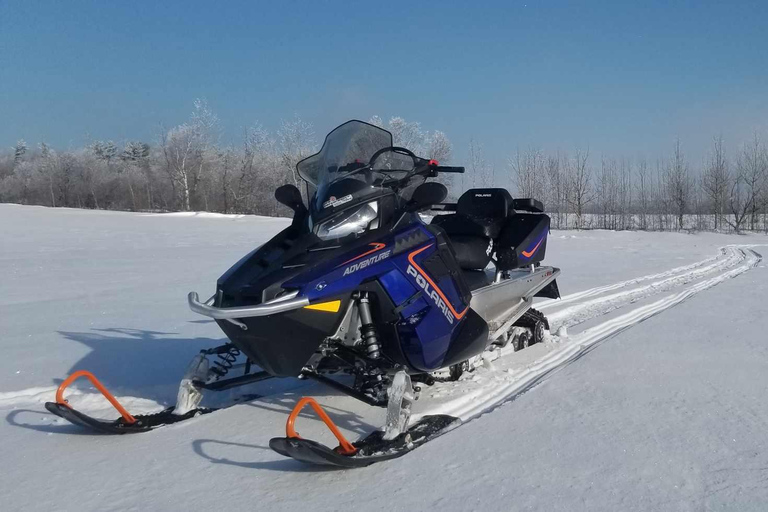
298;121;429;238
297;120;393;187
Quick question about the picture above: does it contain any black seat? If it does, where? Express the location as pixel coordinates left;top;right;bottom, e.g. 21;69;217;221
432;188;513;270
432;188;512;239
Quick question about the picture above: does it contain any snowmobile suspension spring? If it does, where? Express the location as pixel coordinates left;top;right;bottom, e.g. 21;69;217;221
209;345;241;378
357;293;380;359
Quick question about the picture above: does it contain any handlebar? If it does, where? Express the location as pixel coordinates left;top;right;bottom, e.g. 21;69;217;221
425;159;464;174
435;166;465;173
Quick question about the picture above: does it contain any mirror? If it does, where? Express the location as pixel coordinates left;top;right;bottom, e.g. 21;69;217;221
275;184;306;213
407;182;447;212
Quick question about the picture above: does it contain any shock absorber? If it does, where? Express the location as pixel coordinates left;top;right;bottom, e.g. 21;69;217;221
357;292;381;359
204;344;241;379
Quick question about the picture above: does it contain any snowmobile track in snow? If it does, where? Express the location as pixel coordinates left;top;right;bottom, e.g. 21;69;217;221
536;248;727;311
415;245;763;425
544;246;748;331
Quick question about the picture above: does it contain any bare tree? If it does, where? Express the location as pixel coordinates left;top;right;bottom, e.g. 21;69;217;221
727;132;767;232
618;159;633;229
664;138;691;230
565;149;594;229
654;160;668;231
545;154;564;228
597;157;619;229
701;135;729;230
742;132;767;230
468;138;492;189
726;171;753;233
635;158;650;230
511;147;545;200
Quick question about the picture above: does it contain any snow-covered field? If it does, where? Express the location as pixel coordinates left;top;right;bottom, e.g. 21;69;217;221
2;203;768;511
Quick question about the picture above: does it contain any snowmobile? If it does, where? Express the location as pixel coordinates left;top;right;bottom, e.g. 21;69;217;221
46;120;560;466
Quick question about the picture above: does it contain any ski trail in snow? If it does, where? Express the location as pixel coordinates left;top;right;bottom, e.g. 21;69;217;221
0;384;164;417
416;247;762;425
546;246;745;330
537;248;727;310
0;387;59;408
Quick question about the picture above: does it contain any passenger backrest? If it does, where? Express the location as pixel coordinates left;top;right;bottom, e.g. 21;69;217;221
496;214;550;270
456;188;513;220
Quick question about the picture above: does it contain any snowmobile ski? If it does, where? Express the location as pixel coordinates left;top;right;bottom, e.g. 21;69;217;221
44;402;213;434
43;369;214;434
269;396;460;467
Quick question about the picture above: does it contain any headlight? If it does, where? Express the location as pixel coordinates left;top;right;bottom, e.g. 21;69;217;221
316;201;378;240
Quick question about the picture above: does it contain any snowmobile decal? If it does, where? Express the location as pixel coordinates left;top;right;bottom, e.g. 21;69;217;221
322;194;353;209
342;249;391;276
521;235;545;258
341;242;387;265
406;244;468;324
303;300;342;312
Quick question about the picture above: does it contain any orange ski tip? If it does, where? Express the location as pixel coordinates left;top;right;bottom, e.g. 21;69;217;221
286;397;357;456
55;370;137;424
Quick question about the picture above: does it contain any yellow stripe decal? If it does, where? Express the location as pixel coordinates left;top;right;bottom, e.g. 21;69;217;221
303;300;341;313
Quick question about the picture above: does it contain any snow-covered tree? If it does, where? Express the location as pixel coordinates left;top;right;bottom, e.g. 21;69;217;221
277;115;315;188
13;140;27;165
427;131;452;163
160;99;221;211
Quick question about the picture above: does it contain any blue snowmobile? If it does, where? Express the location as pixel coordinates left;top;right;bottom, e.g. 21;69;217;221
46;120;559;467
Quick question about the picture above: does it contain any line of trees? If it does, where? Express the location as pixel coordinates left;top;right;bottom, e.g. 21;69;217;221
0;102;453;217
504;134;768;233
1;101;766;233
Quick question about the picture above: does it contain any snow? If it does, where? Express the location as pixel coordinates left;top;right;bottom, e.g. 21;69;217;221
2;203;768;511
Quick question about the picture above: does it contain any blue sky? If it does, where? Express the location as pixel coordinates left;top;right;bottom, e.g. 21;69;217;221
1;1;766;167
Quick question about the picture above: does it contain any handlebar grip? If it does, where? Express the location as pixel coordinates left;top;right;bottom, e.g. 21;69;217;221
436;166;465;173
